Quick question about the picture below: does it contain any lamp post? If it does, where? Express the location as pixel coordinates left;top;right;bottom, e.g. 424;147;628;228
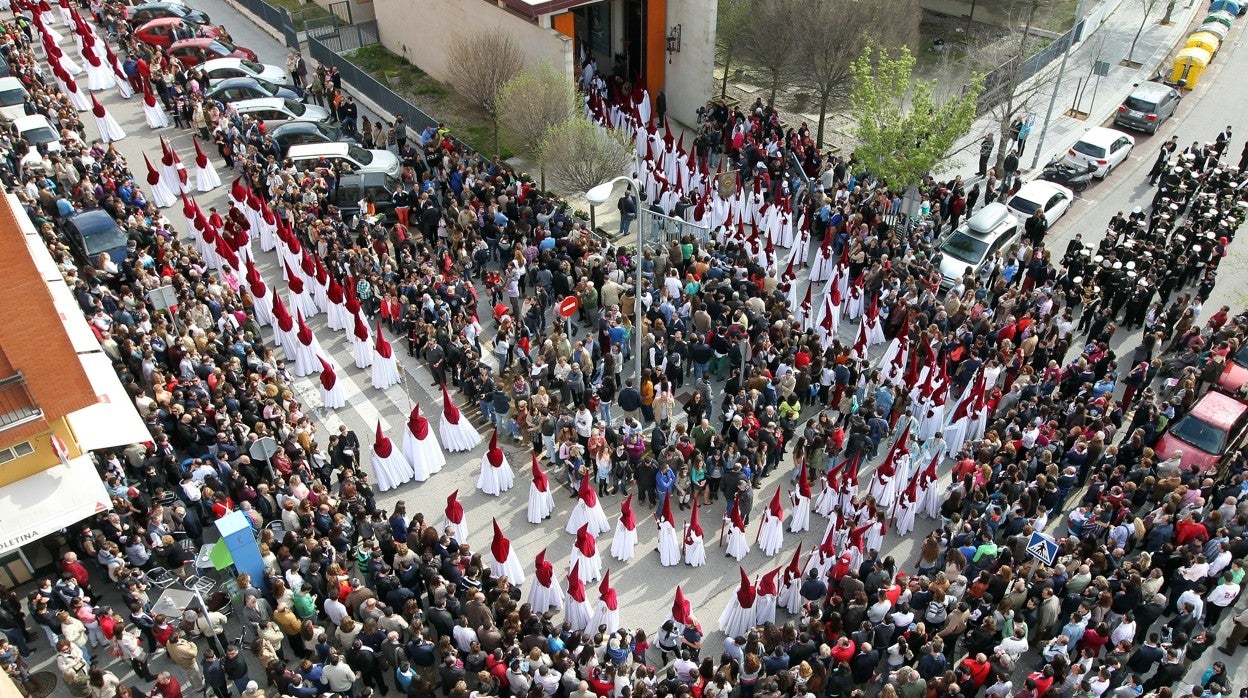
586;175;645;383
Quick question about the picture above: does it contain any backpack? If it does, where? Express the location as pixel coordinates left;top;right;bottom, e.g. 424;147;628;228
925;599;949;624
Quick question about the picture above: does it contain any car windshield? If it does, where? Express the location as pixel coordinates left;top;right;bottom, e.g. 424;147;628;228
1007;194;1041;215
82;223;130;256
240;59;265;74
22;126;58;145
347;145;373;165
1235;343;1248;368
1123;96;1157;112
1168;414;1228;454
209;39;236;55
283;99;306;116
253;78;277;95
0;88;25;106
1072;140;1107;158
940;231;989;263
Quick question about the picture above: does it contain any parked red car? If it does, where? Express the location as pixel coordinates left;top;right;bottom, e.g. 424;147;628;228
134;17;220;49
167;38;258;67
1154;389;1248;473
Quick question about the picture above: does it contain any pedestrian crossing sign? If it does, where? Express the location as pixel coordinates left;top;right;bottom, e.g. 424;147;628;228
1026;531;1059;566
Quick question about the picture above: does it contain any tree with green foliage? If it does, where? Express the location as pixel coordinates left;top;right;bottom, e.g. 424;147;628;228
496;62;578;190
540;116;634;194
849;46;984;189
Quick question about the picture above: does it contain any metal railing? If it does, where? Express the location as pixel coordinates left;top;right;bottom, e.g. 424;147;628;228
233;0;301;48
0;373;42;431
975;20;1086;114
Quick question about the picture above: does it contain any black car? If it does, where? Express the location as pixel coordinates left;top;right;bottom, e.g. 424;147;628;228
334;172;402;226
269;120;354;156
125;2;211;26
61;209;132;266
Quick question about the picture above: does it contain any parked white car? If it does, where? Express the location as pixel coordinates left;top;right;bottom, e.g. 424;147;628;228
1060;126;1135;178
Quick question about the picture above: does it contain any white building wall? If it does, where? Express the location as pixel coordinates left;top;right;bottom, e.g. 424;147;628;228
663;0;715;127
373;0;574;85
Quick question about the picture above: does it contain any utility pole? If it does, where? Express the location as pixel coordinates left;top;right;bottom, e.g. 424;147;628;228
1030;0;1091;170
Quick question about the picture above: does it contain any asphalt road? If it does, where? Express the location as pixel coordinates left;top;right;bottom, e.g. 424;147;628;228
30;0;1248;693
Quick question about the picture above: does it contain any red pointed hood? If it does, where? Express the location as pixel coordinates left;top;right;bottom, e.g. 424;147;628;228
374;322;392;359
598;571;617;610
730;496;745;531
296;311;314;346
566;563;587;603
577;470;597;508
919;454;940;488
373;421;393;458
758;567;781;596
784;543;804;579
407;404;429;440
300;250;316;279
143;154;160;186
327;277;345;304
767;488;784;519
620;494;636;531
271;294;291;326
531;453;548;492
313;257;329;285
797;464;811;498
442;384;460;424
534;549;553;587
575;524;596;557
688;498;703;537
830;277;842;307
193;137;210;168
285;261;304;294
902;466;921;503
318;357;336;391
352;312;370;342
735;567;756;608
487;429;504;467
819;526;837;557
231;178;247;202
490;519;511;562
849;522;872;551
444;490;463;524
90;94;105;118
671;586;692;625
160;138;174;167
658;491;675;526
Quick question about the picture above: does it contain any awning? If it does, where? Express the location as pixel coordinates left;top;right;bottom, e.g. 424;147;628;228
66;352;152;451
0;454;111;556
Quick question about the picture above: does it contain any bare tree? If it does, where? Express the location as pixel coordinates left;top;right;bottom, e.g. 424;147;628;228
738;0;802;107
541;117;634;194
445;27;524;156
1127;0;1163;65
497;62;578;190
792;0;919;148
715;0;752;99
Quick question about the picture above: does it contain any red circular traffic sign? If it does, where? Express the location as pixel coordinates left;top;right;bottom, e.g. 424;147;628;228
557;296;580;317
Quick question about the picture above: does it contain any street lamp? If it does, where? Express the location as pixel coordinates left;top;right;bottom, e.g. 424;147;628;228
586;175;645;384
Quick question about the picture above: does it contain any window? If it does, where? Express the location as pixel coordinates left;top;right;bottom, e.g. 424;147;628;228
0;441;34;464
0;373;41;429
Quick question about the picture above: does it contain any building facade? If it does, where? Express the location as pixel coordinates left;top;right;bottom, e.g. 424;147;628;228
373;0;715;127
0;194;150;582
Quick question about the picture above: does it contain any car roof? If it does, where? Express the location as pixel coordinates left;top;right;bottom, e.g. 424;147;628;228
1187;390;1248;430
0;76;24;90
13;114;53;130
201;58;244;70
1078;127;1127;146
233;97;287;110
288;143;350;158
962;202;1015;237
272;120;318;133
1012;180;1070;202
340;172;390;186
1128;81;1176;100
212;77;261;87
170;37;213;48
67;208;122;234
139;16;184;26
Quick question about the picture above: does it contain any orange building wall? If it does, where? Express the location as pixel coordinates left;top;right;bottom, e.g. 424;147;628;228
552;11;575;43
645;0;666;93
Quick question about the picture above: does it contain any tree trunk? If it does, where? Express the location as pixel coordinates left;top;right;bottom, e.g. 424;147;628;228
720;49;734;99
1161;0;1175;24
492;116;500;158
1128;8;1149;63
768;69;780;109
816;89;830;148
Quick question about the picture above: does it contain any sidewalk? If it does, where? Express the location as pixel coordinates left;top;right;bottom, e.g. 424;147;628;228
937;0;1204;181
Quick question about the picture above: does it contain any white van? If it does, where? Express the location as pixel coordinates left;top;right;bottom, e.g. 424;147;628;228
0;77;29;122
285;142;401;179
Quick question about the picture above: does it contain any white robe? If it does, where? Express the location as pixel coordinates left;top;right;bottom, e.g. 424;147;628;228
565;500;612;537
684;533;706;567
527;483;555;524
789;494;811;533
477;456;515;496
755;593;778;627
718;596;756;638
657;521;681;566
528;579;562;614
725;526;750;562
758;513;785;557
610;521;637;561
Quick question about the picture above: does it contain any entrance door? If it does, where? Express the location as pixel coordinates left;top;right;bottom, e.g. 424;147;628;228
573;2;613;70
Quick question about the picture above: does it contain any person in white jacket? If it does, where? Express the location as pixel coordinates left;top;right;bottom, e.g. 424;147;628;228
994;626;1030;663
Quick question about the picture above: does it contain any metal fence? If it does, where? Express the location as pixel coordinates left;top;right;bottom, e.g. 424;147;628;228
234;0;301;48
306;28;443;142
309;20;379;54
975;19;1086;113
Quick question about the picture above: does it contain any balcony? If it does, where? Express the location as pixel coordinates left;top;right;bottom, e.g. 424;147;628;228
0;373;43;432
